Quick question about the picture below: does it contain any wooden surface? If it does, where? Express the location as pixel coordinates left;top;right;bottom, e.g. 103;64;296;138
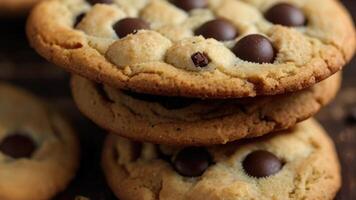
0;1;355;199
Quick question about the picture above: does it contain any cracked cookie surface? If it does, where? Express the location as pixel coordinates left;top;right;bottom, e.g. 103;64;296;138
27;0;355;98
0;83;79;200
102;119;341;200
71;73;340;145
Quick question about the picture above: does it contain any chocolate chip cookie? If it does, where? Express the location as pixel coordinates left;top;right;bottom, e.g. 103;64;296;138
0;0;41;16
0;83;79;200
102;119;341;200
27;0;355;98
71;73;341;145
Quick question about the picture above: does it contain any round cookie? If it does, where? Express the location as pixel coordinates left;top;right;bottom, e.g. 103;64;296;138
0;83;79;200
27;0;355;98
102;119;341;200
0;0;41;16
71;73;341;145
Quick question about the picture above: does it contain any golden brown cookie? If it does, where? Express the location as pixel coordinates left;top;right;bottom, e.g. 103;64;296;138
102;119;341;200
71;73;341;145
27;0;354;98
0;83;79;200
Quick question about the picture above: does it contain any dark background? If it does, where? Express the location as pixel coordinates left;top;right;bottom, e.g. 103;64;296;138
0;1;355;199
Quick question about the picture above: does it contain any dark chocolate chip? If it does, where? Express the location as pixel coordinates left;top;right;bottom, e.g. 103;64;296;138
122;90;196;110
171;0;208;11
191;52;210;68
87;0;113;5
242;150;282;178
74;13;86;27
113;18;150;38
173;147;212;177
195;19;238;41
345;107;356;124
232;34;275;64
0;134;36;158
265;3;306;27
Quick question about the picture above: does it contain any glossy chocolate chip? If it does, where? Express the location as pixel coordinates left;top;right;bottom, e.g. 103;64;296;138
113;18;150;38
242;150;282;178
87;0;113;5
195;19;238;41
171;0;208;11
191;52;210;68
74;13;86;27
232;34;275;64
173;147;212;177
265;3;306;27
122;90;196;110
0;134;36;158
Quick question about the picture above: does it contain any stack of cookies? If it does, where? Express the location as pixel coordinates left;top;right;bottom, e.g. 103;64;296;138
26;0;355;199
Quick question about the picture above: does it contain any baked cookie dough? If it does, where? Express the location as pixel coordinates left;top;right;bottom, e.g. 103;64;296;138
102;119;341;200
0;83;79;200
27;0;355;98
71;73;341;145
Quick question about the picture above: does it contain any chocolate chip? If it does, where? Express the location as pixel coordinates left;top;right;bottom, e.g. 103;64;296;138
122;90;196;110
195;19;238;41
87;0;113;5
265;3;306;27
171;0;208;11
345;107;356;124
232;34;275;64
191;52;210;68
242;150;282;178
0;134;36;158
113;18;150;38
173;147;212;177
74;13;86;27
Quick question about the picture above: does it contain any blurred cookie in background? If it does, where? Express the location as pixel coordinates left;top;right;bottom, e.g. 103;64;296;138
0;83;80;200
